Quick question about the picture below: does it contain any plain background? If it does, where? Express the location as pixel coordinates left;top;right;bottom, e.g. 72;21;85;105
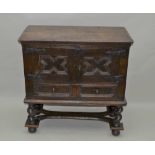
0;13;155;140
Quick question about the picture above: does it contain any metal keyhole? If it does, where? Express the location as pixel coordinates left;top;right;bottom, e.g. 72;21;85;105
78;64;81;71
96;88;99;94
52;87;55;93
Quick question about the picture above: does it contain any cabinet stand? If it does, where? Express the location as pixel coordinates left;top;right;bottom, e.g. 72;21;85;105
25;103;124;136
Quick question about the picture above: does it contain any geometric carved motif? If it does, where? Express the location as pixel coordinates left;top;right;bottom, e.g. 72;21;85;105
83;56;112;76
39;55;68;75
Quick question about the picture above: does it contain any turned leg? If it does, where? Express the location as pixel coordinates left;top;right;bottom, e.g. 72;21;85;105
107;106;123;136
26;104;43;133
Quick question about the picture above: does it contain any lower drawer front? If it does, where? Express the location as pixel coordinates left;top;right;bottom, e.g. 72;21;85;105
34;84;70;97
33;80;117;100
80;84;117;98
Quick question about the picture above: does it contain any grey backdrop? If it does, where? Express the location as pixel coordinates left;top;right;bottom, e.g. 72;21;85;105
0;14;155;140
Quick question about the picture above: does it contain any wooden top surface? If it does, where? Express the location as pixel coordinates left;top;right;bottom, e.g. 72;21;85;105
19;25;133;43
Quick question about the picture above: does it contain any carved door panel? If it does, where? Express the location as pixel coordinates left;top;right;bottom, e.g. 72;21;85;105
77;47;127;100
33;54;71;98
38;54;69;82
23;46;72;98
81;49;122;83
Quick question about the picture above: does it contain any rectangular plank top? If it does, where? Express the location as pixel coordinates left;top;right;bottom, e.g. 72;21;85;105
19;25;133;43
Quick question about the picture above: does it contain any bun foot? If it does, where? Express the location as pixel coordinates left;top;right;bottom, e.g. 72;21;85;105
28;127;37;133
112;130;120;136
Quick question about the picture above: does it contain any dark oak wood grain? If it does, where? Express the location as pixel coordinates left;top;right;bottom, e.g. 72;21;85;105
19;25;133;136
19;25;133;43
